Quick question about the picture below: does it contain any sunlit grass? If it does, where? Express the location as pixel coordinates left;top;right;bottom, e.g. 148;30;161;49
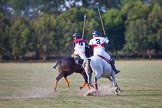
0;60;162;108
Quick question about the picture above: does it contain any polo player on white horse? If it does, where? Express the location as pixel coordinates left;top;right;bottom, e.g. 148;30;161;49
88;31;120;74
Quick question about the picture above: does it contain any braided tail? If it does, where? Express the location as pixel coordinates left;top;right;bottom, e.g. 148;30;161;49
53;60;61;69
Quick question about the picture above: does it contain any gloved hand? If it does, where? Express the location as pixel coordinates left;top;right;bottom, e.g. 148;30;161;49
104;35;108;38
104;35;110;44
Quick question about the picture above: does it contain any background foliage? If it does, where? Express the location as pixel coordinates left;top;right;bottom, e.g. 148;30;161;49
0;0;162;60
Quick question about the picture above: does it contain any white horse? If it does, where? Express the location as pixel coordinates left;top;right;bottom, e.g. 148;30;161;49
84;55;122;95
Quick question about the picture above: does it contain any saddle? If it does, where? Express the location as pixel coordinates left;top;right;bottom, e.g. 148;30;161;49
71;54;83;68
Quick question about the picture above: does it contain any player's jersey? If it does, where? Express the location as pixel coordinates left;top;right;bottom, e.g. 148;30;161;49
73;39;87;60
89;36;111;60
89;37;109;50
73;39;86;45
73;39;86;52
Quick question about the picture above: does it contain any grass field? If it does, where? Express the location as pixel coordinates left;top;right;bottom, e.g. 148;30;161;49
0;60;162;108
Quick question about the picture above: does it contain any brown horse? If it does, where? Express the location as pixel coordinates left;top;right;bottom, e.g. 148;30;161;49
53;56;91;92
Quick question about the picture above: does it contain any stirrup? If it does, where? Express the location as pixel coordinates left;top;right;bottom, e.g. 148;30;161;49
115;70;120;74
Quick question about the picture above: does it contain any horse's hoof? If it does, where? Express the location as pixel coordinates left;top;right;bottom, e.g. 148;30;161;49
80;86;83;90
94;90;100;96
117;88;123;93
119;89;123;93
84;89;98;96
89;84;94;88
116;93;120;96
54;89;57;92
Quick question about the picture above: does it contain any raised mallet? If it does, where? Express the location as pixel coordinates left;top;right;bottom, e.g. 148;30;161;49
95;3;106;35
82;14;86;39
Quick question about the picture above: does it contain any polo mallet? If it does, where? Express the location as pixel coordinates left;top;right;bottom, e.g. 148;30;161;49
82;14;86;39
95;3;106;35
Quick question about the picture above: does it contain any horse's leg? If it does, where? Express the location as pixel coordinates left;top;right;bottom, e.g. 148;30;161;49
80;82;86;89
53;80;58;92
80;82;91;90
108;76;113;82
111;71;121;95
80;70;91;90
54;73;64;92
94;69;103;91
108;74;123;94
94;77;98;90
64;77;70;87
85;59;93;87
92;76;101;96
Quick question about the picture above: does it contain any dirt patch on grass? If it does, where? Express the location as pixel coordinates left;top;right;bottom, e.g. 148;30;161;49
84;84;115;96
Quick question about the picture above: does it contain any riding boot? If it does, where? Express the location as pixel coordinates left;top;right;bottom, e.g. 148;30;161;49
110;58;120;74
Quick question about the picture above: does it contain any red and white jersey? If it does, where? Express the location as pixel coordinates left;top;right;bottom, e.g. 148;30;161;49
89;37;109;50
73;39;87;60
89;36;110;60
73;39;86;51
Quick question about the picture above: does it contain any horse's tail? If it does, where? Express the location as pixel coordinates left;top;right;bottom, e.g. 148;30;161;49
53;60;61;69
87;59;91;72
86;58;93;87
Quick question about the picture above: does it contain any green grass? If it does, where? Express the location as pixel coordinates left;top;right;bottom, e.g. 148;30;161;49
0;60;162;108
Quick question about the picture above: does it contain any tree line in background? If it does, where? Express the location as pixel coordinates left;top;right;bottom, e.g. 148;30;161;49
0;0;162;61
